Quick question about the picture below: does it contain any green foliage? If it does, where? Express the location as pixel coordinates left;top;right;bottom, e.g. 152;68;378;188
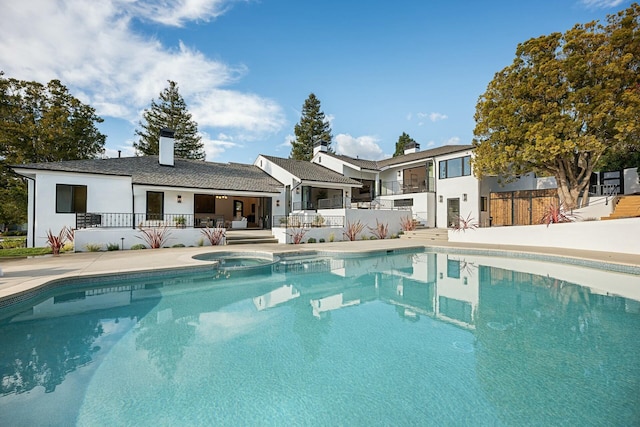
0;73;106;225
319;238;325;243
106;243;120;251
172;243;186;248
0;237;26;249
290;93;332;160
0;247;52;257
134;80;204;160
130;243;147;250
393;132;416;157
307;237;317;243
473;4;640;209
85;243;103;252
136;226;172;249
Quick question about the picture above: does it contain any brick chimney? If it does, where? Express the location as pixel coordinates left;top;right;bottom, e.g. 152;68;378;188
159;128;175;166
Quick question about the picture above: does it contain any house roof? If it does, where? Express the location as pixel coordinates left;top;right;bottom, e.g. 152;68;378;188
377;145;474;168
13;156;283;194
317;145;474;171
260;155;362;186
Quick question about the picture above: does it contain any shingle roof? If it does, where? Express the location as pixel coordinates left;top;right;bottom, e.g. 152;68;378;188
261;155;362;186
14;156;283;193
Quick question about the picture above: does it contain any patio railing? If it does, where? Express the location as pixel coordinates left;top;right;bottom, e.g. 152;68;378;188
273;214;345;228
76;213;199;229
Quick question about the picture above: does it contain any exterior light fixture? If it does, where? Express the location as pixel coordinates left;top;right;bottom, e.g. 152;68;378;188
463;193;467;202
177;195;182;203
276;200;280;207
439;195;443;203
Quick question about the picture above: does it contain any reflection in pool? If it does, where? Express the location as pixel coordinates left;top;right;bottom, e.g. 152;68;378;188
1;250;639;426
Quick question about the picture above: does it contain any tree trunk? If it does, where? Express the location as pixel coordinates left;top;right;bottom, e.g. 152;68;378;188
554;173;591;210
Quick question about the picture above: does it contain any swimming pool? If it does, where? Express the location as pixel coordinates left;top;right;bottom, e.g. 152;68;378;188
1;249;639;425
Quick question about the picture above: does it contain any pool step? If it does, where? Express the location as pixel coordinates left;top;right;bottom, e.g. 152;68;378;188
400;228;449;242
226;235;279;245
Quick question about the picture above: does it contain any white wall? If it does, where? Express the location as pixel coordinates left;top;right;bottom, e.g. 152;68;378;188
436;149;478;229
624;168;640;194
448;217;640;255
32;171;132;247
75;227;224;251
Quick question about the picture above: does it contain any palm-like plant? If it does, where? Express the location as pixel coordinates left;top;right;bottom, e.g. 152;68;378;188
343;220;365;241
368;219;389;239
540;202;577;227
400;216;416;231
451;213;478;232
201;226;226;245
137;226;172;249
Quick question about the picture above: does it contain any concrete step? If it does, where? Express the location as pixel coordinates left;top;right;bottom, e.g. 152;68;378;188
400;228;449;242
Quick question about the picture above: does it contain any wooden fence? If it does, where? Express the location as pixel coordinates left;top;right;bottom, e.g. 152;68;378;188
489;189;558;226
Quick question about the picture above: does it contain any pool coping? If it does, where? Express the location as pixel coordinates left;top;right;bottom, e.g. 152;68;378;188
1;239;638;308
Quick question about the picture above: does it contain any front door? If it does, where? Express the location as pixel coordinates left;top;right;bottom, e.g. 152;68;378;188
447;198;460;228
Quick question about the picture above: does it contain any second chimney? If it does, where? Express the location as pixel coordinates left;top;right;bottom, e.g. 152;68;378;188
404;141;420;155
159;128;175;166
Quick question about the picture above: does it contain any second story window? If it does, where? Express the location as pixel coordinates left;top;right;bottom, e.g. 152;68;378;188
439;155;471;179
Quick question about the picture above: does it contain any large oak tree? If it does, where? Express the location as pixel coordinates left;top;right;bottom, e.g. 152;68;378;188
0;73;106;226
472;4;639;209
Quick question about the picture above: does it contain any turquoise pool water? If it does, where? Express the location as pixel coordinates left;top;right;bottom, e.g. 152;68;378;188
1;250;639;426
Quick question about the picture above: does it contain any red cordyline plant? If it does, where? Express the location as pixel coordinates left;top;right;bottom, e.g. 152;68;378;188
540;202;577;227
201;226;226;246
400;216;416;231
137;226;172;249
451;213;478;233
368;219;389;239
343;220;365;241
46;227;69;255
288;226;308;244
62;226;74;243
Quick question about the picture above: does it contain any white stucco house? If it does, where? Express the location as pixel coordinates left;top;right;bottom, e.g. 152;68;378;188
12;129;636;249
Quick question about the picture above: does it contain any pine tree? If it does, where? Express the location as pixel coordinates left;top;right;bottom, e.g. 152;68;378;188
290;93;332;161
134;80;205;160
393;132;417;157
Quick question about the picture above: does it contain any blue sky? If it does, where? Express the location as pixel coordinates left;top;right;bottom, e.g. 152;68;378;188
0;0;632;164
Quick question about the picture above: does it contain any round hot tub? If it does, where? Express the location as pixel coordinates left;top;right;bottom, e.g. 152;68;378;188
193;252;279;272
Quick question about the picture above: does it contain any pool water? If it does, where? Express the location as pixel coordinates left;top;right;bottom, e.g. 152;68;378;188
1;250;639;426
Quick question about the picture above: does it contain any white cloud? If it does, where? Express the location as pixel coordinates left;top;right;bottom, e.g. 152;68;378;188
445;136;461;145
200;131;239;160
429;112;448;122
130;0;238;27
334;134;385;160
580;0;625;8
0;0;285;146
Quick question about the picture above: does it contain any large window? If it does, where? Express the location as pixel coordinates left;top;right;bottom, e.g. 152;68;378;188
56;184;87;213
439;156;471;179
146;191;164;220
194;194;215;214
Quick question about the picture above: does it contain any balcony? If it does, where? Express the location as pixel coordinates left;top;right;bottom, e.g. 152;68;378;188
76;213;206;229
380;179;433;196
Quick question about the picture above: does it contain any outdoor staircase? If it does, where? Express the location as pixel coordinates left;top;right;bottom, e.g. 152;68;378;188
400;227;449;242
601;195;640;220
225;231;279;245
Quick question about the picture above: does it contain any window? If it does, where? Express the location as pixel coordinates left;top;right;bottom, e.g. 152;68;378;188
481;196;488;212
56;184;87;213
194;194;215;214
439;156;471;179
394;198;413;207
447;258;461;278
146;191;164;220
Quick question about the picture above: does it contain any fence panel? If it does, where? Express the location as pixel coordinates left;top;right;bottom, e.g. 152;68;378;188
490;189;558;226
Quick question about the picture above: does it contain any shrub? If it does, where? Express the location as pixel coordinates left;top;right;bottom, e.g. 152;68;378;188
307;237;317;243
400;216;417;231
106;243;120;251
343;220;365;241
201;226;226;246
172;243;186;248
390;233;399;239
368;219;389;239
539;202;577;226
319;238;325;243
46;227;70;256
329;232;335;242
197;237;205;247
137;226;172;249
0;238;26;249
451;213;479;233
130;243;146;250
85;243;103;252
288;226;308;244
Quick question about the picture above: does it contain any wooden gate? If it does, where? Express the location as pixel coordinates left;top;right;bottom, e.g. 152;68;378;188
489;189;558;226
